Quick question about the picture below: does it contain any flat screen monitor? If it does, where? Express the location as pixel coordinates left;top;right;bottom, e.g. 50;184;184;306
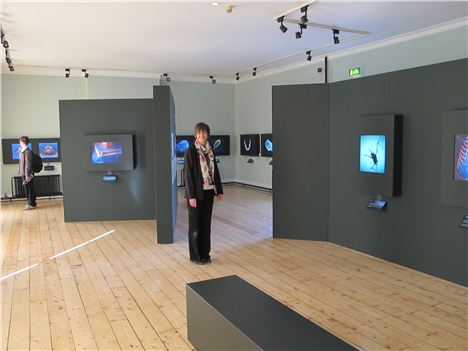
360;135;386;174
209;135;230;156
83;134;134;171
240;134;260;156
31;138;61;162
12;143;32;160
2;139;33;164
454;134;468;181
176;135;195;157
261;133;273;157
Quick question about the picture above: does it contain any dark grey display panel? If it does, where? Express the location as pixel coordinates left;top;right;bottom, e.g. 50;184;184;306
261;133;273;157
82;134;134;172
187;275;357;351
209;135;230;156
272;84;329;240
440;110;468;208
356;114;403;197
240;134;260;156
153;86;178;244
59;99;156;222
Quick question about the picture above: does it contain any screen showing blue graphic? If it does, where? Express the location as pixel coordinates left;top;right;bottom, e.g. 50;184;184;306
175;136;195;157
261;133;273;157
360;135;386;174
454;134;468;181
91;142;123;164
39;142;59;159
209;135;230;156
11;143;32;160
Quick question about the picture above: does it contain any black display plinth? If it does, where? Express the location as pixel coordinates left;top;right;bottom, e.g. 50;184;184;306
186;275;357;351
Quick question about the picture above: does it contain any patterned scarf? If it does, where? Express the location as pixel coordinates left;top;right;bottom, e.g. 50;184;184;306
195;140;215;190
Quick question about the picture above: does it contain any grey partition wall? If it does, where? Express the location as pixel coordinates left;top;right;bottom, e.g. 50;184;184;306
153;86;177;244
272;84;329;240
272;58;467;285
59;99;155;221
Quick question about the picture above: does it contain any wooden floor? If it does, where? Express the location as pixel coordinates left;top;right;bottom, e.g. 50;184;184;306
1;185;467;351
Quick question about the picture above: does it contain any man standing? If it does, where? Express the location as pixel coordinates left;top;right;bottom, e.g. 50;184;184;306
18;136;36;210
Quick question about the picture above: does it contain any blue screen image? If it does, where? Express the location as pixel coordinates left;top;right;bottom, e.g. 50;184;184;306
264;138;273;152
360;135;386;174
92;142;123;164
209;137;225;154
454;134;468;181
175;139;191;154
11;143;32;160
39;142;59;158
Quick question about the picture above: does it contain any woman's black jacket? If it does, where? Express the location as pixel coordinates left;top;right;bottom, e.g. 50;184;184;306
184;144;223;200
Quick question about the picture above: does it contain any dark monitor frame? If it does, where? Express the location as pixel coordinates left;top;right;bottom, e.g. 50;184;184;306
175;135;195;157
209;135;230;156
356;114;403;197
82;134;135;172
31;138;61;162
260;133;273;157
240;134;260;156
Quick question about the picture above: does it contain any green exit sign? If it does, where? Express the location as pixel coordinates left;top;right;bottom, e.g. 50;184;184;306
349;67;361;77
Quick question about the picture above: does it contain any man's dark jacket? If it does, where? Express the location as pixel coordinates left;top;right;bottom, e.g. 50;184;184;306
184;144;223;200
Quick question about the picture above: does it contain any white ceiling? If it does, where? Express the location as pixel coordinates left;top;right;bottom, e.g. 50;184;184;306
1;1;467;79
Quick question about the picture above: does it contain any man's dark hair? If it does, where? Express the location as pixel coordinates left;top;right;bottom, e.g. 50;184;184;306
194;122;210;137
19;136;30;144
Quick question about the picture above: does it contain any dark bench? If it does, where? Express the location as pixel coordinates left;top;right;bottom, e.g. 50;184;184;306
186;275;357;351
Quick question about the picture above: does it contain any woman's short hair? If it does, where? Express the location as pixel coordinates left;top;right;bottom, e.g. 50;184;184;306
194;122;210;137
19;136;30;144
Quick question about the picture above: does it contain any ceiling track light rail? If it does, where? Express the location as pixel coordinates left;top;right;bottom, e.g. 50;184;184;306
1;29;14;72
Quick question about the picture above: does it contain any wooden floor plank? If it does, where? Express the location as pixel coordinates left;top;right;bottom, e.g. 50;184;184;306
0;186;466;351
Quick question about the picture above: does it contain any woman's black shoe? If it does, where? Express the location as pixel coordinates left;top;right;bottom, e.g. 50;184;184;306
191;260;205;265
202;258;212;263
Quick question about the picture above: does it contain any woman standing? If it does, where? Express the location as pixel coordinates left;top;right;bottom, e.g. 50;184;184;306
184;122;224;264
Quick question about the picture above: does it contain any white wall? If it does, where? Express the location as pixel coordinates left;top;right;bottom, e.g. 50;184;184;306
233;24;468;188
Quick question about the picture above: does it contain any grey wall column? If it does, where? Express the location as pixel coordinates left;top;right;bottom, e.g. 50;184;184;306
153;86;178;244
272;84;329;240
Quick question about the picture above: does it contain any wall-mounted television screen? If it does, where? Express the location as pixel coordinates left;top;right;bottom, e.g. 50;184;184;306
2;139;33;164
12;143;32;160
240;134;260;156
360;135;386;174
83;134;134;171
39;142;59;159
32;138;61;162
209;135;230;156
454;134;468;181
261;133;273;157
176;135;195;157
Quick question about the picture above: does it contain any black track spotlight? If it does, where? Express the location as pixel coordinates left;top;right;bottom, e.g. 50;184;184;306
65;68;70;78
252;67;257;77
163;73;171;82
296;25;304;39
82;69;89;78
306;50;312;61
300;5;308;24
2;40;9;49
277;16;288;33
6;56;11;64
235;72;239;81
209;75;216;84
333;29;340;44
9;65;14;72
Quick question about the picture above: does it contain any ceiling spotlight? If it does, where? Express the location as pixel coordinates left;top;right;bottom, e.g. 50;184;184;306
65;68;70;78
2;40;8;49
235;72;239;81
277;16;288;33
9;66;14;72
300;5;309;24
306;50;312;61
6;56;11;64
163;73;171;82
296;25;304;39
82;69;89;78
333;29;340;44
252;67;257;77
212;2;219;5
209;75;216;84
